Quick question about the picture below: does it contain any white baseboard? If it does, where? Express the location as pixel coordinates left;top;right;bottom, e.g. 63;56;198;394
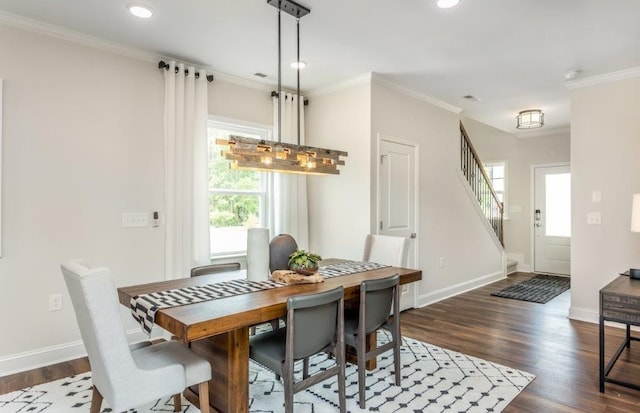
568;306;598;324
518;263;532;273
0;329;159;377
505;253;531;273
506;253;523;264
417;270;505;308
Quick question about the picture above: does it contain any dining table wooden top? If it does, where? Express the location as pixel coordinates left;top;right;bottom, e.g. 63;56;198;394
117;259;422;343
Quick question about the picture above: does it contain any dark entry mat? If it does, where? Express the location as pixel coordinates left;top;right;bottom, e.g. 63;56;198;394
491;275;570;304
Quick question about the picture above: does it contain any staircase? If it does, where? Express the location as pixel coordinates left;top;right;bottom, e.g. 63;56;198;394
460;123;504;246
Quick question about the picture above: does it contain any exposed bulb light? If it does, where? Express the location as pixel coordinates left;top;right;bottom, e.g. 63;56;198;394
128;3;153;18
437;0;460;8
290;60;307;69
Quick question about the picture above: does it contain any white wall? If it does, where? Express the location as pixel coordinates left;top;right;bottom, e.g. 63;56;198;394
0;25;164;365
570;76;640;322
463;117;570;270
0;25;273;374
371;81;503;302
305;82;372;260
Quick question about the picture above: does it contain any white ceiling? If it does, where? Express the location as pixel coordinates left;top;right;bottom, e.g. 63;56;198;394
1;0;639;134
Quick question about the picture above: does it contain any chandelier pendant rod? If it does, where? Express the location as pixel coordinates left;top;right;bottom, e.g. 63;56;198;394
277;7;282;143
296;17;301;146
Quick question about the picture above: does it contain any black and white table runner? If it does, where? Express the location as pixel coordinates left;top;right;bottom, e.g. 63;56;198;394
131;279;285;335
319;260;388;278
130;261;390;335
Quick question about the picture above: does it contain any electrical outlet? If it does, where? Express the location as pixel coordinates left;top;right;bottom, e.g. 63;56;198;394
587;212;602;225
49;294;62;312
439;257;445;268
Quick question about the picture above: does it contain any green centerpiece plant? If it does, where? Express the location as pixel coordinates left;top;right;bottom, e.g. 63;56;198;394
288;250;322;275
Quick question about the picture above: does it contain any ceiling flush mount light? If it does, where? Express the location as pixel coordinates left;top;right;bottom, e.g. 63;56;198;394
437;0;460;8
128;3;153;18
217;0;347;175
516;109;544;129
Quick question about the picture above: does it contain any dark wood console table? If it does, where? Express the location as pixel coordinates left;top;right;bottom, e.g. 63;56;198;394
599;275;640;392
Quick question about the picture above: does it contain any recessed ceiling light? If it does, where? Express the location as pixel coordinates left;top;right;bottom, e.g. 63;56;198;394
437;0;460;8
128;3;153;18
290;61;307;69
563;69;581;81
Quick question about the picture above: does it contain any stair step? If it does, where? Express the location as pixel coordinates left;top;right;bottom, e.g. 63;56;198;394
507;259;518;275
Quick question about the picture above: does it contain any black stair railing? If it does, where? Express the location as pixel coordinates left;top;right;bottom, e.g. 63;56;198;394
460;123;504;245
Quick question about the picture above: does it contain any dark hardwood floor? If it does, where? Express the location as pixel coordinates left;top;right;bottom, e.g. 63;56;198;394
2;272;640;412
402;272;640;412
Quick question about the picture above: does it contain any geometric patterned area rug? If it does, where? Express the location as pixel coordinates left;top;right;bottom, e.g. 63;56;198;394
0;331;534;413
491;274;570;304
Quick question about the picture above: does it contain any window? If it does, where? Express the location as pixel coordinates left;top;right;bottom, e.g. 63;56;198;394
483;161;507;218
208;119;270;256
545;173;571;237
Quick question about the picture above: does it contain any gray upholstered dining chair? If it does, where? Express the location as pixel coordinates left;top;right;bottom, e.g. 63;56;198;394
61;260;212;413
190;262;241;277
249;286;346;413
269;233;298;272
190;262;279;334
344;273;401;408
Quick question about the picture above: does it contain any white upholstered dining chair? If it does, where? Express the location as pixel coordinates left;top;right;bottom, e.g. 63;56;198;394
61;260;212;413
363;234;409;267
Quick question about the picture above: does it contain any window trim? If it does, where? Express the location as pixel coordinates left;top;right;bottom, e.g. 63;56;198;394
483;160;508;220
208;116;272;258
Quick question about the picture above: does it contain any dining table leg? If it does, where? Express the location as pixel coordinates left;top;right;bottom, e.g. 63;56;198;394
185;327;250;413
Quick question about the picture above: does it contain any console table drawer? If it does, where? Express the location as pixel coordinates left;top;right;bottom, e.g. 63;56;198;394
602;293;640;322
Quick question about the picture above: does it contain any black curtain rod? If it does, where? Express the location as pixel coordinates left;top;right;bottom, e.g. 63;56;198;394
158;60;214;82
271;90;309;106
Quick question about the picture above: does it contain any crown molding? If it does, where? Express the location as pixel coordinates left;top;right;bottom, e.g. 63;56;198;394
0;11;278;93
306;73;373;98
565;67;640;90
515;126;570;139
371;73;462;114
210;71;274;92
0;10;161;63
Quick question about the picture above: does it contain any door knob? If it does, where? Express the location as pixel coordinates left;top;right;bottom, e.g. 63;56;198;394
410;233;417;239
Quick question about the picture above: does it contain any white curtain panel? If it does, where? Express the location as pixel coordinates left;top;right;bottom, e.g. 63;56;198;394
272;93;309;250
163;61;210;280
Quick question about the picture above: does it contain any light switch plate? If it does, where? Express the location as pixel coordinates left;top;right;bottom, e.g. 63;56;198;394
592;190;602;203
122;212;149;227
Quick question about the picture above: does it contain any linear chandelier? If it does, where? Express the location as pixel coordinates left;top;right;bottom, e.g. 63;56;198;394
217;0;347;175
217;135;347;175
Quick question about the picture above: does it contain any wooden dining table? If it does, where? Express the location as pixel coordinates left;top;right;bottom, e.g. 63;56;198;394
117;259;422;413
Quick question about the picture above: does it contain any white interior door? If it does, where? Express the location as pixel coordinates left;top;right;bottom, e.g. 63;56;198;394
379;136;418;311
534;165;571;275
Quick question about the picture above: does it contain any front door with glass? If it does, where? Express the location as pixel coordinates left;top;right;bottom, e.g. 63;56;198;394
533;165;571;275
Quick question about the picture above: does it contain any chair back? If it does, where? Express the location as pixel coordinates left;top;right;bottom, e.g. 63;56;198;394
191;262;241;277
269;234;298;272
287;286;344;360
363;234;408;267
361;274;400;334
61;260;136;404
